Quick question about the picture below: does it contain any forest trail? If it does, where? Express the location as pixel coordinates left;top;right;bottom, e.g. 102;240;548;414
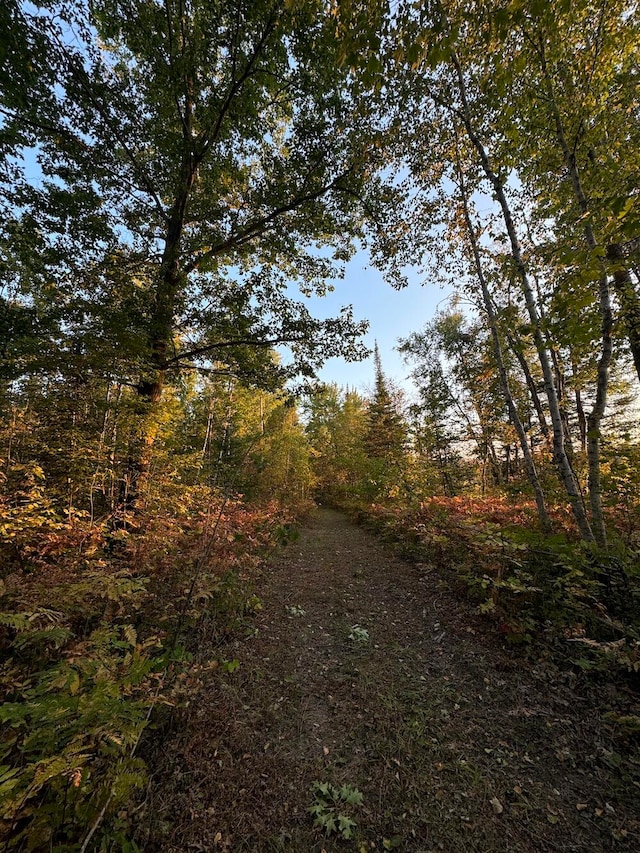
142;509;638;852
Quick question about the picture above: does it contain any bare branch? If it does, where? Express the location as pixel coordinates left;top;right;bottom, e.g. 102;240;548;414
161;334;307;367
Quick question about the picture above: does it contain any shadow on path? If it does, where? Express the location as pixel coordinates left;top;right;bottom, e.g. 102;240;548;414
142;508;638;852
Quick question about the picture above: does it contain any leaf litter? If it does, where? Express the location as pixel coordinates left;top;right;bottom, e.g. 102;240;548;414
138;508;640;851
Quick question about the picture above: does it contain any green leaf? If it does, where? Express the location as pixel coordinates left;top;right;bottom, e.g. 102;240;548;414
337;814;357;839
340;785;363;805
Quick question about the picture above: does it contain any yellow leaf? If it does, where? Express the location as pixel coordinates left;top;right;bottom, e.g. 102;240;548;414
69;670;81;696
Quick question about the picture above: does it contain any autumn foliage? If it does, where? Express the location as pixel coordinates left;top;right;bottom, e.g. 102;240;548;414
2;0;640;848
0;461;307;850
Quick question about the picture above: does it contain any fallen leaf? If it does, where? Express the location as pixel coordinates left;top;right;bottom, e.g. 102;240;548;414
490;796;504;815
323;746;330;755
576;803;588;811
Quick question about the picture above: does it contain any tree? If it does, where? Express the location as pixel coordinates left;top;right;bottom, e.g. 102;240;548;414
401;311;515;492
304;383;370;503
364;343;407;462
404;359;466;498
1;0;388;507
375;0;640;544
451;144;551;528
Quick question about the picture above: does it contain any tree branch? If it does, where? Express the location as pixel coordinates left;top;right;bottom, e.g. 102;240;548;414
161;334;307;367
184;173;348;273
60;47;169;223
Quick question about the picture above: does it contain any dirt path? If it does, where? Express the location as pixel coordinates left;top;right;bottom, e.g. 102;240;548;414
142;508;639;852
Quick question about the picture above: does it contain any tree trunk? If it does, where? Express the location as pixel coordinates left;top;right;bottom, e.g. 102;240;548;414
571;355;587;454
504;327;552;448
487;440;501;486
122;149;200;513
550;347;575;460
607;242;640;385
120;379;164;519
537;44;612;547
454;120;552;530
451;52;593;541
213;379;235;486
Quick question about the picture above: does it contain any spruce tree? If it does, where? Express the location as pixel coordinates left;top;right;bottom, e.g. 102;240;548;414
364;344;406;462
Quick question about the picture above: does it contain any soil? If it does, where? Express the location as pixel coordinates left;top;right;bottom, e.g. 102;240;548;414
139;508;640;852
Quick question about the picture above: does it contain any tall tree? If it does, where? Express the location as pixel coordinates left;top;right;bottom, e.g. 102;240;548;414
401;311;515;490
304;383;370;503
364;343;407;462
1;0;388;506
452;146;551;529
374;0;640;543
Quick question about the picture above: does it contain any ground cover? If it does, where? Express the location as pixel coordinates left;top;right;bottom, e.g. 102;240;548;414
0;493;298;851
139;508;640;852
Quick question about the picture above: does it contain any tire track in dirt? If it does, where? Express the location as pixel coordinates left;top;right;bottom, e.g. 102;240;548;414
142;508;639;852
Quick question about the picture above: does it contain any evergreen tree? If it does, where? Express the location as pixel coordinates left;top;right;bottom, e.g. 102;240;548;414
364;344;407;463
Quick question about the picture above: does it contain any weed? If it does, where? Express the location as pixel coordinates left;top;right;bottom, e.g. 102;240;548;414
348;625;370;643
274;523;300;546
309;780;363;840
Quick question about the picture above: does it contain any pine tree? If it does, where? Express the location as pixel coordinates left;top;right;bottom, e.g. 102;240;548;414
364;344;407;462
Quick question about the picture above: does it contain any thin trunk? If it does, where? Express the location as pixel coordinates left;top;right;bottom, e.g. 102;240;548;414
6;405;17;473
90;383;113;524
434;432;451;496
504;327;552;447
108;384;123;512
571;356;587;454
530;247;576;464
451;52;592;540
454;398;487;470
487;440;501;485
537;41;611;546
607;242;640;384
550;347;574;459
455;132;551;531
201;397;215;461
213;379;234;486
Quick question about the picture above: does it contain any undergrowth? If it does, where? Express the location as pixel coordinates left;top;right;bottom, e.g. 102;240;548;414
0;477;305;851
341;496;640;683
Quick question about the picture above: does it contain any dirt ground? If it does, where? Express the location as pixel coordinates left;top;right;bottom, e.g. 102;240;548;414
139;508;640;852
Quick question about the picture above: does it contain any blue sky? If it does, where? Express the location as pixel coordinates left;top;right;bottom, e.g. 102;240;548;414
301;251;452;397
